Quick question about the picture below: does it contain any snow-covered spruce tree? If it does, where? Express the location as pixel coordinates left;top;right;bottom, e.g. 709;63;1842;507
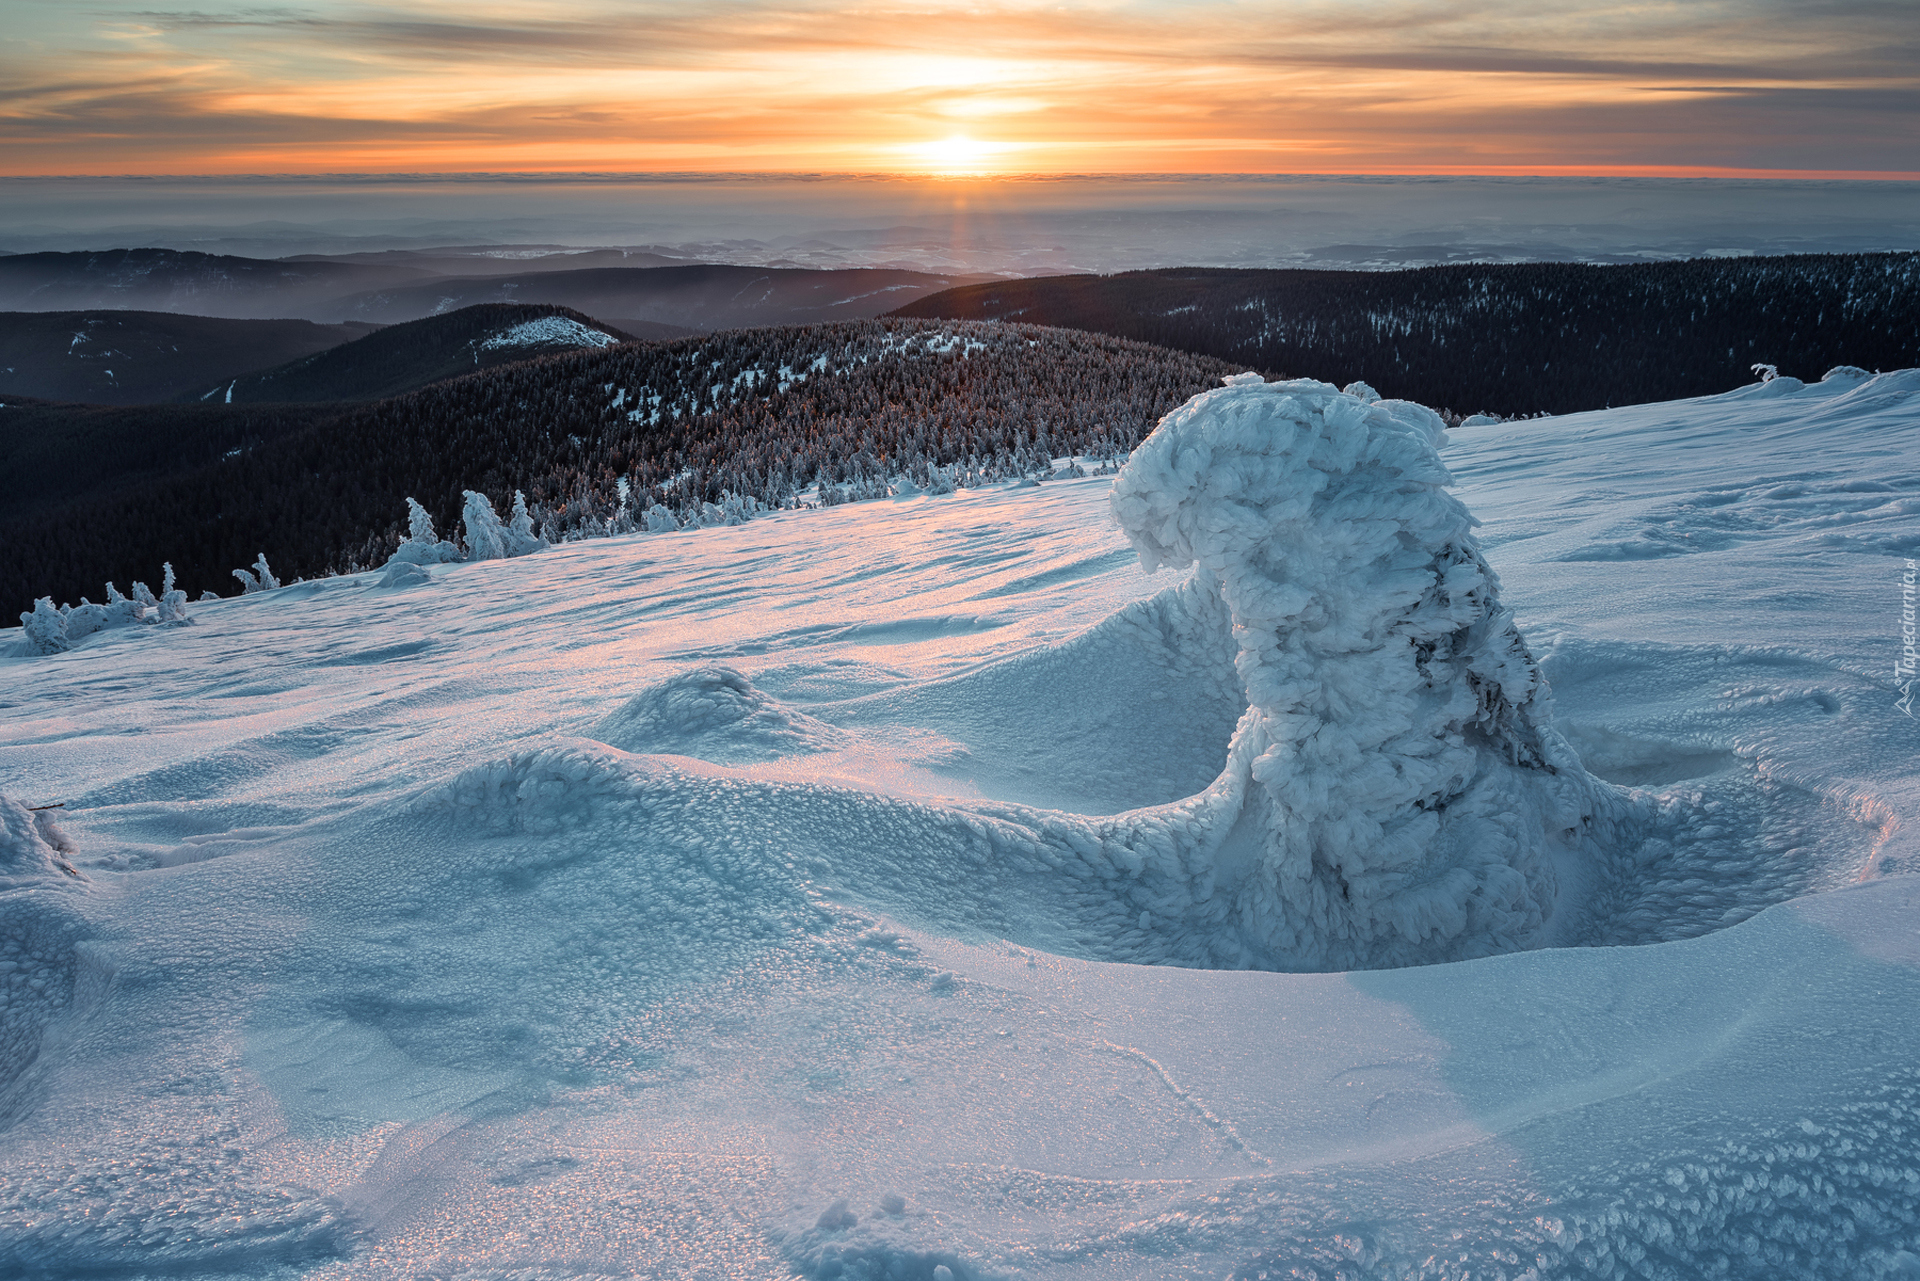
102;583;142;627
232;553;279;595
156;563;190;624
1101;373;1609;970
461;490;545;561
19;599;69;655
388;497;463;566
509;490;544;544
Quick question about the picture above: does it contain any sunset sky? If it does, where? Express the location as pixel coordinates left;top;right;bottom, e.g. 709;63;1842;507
3;1;1916;177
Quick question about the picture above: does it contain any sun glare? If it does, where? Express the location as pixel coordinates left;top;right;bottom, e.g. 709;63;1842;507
915;134;995;173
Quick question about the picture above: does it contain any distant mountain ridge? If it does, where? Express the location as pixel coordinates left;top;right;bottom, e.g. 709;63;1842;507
0;247;997;331
0;249;427;319
187;303;640;404
889;254;1920;416
311;262;998;328
0;309;376;405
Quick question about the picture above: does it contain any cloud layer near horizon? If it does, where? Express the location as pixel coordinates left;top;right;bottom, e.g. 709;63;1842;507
4;1;1916;175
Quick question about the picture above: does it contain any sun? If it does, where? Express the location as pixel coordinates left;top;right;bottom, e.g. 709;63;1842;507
914;134;995;173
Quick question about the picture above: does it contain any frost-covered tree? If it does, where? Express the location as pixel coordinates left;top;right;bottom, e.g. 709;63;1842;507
103;582;143;626
462;490;509;561
1106;374;1606;969
62;601;109;642
509;490;541;546
389;497;464;566
19;599;69;655
232;553;279;594
156;563;190;623
461;489;544;561
18;560;197;653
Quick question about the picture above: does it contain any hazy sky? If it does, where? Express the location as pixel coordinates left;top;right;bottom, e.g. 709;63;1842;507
3;1;1917;177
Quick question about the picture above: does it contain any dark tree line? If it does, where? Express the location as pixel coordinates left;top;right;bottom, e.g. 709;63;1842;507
889;254;1920;416
5;320;1238;619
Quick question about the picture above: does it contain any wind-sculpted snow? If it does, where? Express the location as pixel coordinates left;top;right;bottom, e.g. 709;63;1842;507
0;798;87;1139
596;666;850;764
1098;375;1601;968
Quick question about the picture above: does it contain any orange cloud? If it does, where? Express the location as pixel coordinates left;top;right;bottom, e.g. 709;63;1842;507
1;1;1915;176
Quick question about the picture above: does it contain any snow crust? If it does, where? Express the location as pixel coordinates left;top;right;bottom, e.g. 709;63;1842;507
2;368;1918;1279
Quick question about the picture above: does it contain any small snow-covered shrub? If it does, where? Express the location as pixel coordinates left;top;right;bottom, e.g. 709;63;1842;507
16;563;194;655
102;583;142;626
20;599;69;655
61;602;110;643
232;553;280;594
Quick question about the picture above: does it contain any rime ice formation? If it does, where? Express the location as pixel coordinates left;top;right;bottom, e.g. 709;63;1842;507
388;497;464;566
230;552;279;594
1107;374;1601;969
462;489;545;561
15;565;190;655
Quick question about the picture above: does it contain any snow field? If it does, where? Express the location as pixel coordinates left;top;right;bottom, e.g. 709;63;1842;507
1;371;1918;1278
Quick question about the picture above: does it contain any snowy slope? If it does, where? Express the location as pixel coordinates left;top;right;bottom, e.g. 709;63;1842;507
2;370;1918;1280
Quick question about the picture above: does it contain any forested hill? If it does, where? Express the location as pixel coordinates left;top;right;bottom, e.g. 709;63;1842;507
888;254;1920;417
185;304;638;404
4;320;1237;618
0;309;374;405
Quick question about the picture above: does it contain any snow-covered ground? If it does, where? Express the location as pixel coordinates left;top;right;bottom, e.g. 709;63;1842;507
3;370;1918;1280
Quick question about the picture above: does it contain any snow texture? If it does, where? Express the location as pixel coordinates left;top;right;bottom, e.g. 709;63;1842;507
595;665;850;764
0;798;77;885
1;366;1917;1280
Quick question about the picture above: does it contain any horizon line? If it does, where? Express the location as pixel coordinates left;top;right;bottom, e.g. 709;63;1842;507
6;168;1920;184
